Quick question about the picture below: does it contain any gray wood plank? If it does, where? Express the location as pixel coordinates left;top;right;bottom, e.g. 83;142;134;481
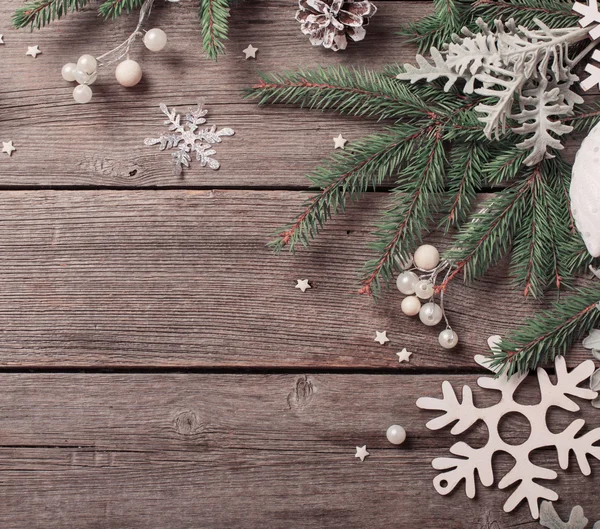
0;189;592;369
0;0;585;188
0;373;598;528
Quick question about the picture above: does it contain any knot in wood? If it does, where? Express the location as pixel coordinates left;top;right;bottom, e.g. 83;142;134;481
287;375;314;411
174;410;202;436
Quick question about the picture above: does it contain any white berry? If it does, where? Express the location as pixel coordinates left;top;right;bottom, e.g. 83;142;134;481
413;244;440;270
386;425;407;445
396;271;419;295
75;69;97;86
77;54;97;75
115;59;143;87
414;280;434;300
144;28;168;52
439;329;459;349
73;84;93;104
61;62;78;82
401;295;421;316
419;302;443;326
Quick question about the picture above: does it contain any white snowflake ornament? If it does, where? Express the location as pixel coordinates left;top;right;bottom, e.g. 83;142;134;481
573;0;600;90
144;101;234;176
417;356;600;519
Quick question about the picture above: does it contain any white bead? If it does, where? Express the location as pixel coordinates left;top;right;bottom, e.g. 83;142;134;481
401;295;421;317
386;425;407;445
419;302;443;326
115;59;143;87
144;28;168;52
415;280;434;299
74;69;97;86
396;271;419;295
77;54;97;75
413;244;440;270
73;84;93;104
61;62;78;82
439;329;459;349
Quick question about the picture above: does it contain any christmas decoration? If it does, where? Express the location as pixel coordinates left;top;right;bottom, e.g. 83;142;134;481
396;348;412;363
417;355;600;519
374;331;389;345
386;425;407;445
333;134;347;149
2;141;16;156
582;329;600;407
247;0;600;376
26;45;41;58
570;121;600;256
354;445;369;461
243;44;258;59
144;101;234;176
539;501;599;529
296;0;377;51
0;35;5;44
573;0;600;90
12;0;240;61
295;279;311;292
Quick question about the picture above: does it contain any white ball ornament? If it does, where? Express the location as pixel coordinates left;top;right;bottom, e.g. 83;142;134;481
77;54;98;75
115;59;143;87
144;28;168;52
61;63;78;82
570;121;600;256
419;302;443;326
439;329;459;349
396;271;419;295
386;425;407;446
413;244;440;270
73;84;93;104
401;296;421;317
74;69;97;86
414;280;434;300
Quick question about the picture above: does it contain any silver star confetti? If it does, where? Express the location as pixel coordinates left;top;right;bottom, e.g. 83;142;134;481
243;44;258;59
0;35;5;45
2;141;16;156
295;279;311;292
333;134;347;149
144;101;234;176
374;331;389;345
396;348;412;363
26;45;41;58
355;446;369;462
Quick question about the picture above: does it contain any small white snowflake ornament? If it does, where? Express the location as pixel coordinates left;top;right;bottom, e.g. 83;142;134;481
144;101;234;176
417;356;600;519
570;121;600;256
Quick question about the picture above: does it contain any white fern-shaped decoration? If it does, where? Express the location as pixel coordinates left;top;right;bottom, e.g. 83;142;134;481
397;18;588;165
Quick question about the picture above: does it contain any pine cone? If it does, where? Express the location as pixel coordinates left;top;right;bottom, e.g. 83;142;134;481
296;0;377;51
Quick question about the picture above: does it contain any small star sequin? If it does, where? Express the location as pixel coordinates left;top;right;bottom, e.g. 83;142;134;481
374;331;389;345
2;141;16;156
0;35;5;45
396;348;412;363
243;44;258;59
26;45;41;58
295;279;311;292
355;445;369;462
333;134;347;149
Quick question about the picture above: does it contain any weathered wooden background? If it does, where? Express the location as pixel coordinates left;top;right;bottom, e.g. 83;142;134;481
0;1;598;528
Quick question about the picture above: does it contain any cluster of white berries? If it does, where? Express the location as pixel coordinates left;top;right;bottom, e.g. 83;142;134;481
61;28;167;104
396;244;458;350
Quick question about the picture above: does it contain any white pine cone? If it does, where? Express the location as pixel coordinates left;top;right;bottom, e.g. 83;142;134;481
296;0;377;51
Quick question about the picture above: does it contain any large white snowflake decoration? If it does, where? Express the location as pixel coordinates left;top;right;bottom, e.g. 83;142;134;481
573;0;600;90
417;356;600;519
144;101;234;176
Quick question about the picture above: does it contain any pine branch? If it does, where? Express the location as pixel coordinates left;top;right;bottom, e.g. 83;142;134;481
12;0;89;29
360;130;447;297
490;285;600;376
199;0;231;61
246;67;464;122
98;0;145;19
472;0;580;29
269;128;419;254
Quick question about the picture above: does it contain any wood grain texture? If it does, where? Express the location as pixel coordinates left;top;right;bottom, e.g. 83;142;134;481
0;0;586;189
0;189;591;369
0;373;598;529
